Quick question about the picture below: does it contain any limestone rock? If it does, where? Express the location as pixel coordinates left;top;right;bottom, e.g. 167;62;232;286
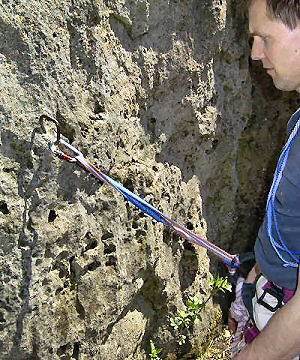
0;0;298;359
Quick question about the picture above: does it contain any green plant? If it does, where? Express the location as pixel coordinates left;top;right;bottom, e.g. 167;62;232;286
170;309;192;331
209;274;232;293
169;297;202;345
178;334;187;346
169;274;232;346
187;296;205;323
149;340;162;360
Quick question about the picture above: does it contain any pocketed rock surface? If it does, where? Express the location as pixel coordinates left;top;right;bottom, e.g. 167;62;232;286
0;1;298;359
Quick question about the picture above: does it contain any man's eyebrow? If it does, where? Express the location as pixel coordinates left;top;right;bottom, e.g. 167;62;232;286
249;30;268;37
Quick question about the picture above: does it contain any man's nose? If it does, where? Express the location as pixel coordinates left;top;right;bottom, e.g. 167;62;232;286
251;37;265;60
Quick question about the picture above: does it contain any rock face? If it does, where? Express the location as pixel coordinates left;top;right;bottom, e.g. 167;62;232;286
0;0;298;359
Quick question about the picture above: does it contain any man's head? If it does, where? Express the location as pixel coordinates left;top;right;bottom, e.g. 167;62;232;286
247;0;300;92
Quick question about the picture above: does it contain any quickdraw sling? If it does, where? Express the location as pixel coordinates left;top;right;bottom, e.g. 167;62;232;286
41;115;240;271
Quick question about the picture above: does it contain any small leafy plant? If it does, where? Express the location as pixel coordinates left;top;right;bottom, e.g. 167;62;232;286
209;274;232;294
148;274;232;359
169;274;232;346
149;340;162;360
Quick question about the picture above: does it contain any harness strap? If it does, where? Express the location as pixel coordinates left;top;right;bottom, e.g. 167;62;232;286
243;275;295;344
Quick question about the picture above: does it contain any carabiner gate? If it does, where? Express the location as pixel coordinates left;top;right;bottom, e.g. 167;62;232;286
50;139;83;163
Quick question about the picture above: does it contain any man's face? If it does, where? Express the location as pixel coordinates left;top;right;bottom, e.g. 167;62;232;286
249;0;300;92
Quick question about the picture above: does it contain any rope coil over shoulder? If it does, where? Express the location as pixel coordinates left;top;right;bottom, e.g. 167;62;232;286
266;111;300;268
41;115;240;271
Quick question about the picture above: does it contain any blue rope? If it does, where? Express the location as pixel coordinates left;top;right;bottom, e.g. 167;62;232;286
266;112;300;268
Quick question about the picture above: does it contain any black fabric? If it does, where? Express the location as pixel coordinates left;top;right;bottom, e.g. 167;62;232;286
241;281;256;322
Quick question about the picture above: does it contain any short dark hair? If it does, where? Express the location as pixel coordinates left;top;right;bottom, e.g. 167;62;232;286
266;0;300;29
245;0;300;29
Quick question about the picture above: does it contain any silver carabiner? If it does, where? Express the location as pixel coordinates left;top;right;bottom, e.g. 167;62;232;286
49;139;83;163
